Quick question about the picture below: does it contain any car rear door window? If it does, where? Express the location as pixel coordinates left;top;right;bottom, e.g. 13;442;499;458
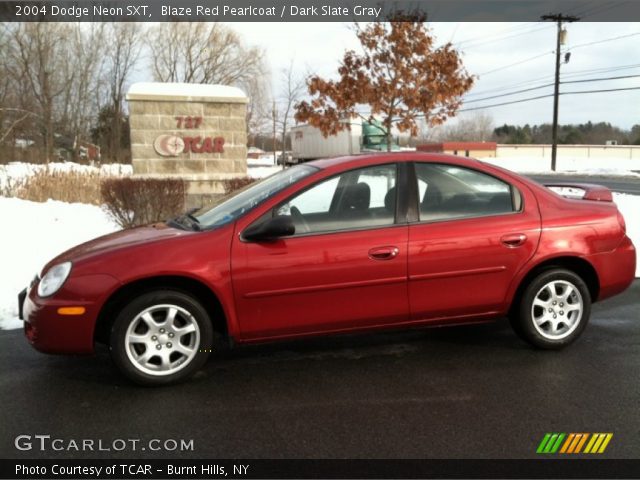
415;163;520;222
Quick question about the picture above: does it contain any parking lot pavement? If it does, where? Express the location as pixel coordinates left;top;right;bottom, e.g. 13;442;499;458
1;280;638;459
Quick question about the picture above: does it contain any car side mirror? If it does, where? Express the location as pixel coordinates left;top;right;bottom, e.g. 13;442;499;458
243;215;295;242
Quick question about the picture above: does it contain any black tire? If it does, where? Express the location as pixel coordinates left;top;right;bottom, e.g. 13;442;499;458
109;290;214;386
512;268;591;349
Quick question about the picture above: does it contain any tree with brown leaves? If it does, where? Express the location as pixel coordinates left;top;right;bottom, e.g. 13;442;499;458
295;21;475;151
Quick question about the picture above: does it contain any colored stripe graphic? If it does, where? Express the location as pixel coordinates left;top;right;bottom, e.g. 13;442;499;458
585;433;613;454
537;433;613;454
537;433;565;453
560;433;575;453
574;433;589;453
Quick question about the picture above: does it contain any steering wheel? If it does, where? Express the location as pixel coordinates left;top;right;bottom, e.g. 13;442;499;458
290;206;310;234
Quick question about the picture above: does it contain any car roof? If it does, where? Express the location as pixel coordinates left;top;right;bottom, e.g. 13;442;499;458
307;152;485;170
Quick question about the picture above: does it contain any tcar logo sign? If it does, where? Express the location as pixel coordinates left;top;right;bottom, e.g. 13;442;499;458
154;135;185;157
153;135;225;157
153;116;225;157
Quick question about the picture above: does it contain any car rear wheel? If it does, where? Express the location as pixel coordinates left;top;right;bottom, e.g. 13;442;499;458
512;269;591;349
110;290;213;386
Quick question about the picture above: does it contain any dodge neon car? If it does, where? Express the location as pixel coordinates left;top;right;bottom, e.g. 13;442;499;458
20;153;636;385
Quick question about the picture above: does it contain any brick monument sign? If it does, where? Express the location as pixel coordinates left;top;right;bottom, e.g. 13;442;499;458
126;82;248;208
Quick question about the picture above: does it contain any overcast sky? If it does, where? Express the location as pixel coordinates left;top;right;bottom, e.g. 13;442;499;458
229;22;639;130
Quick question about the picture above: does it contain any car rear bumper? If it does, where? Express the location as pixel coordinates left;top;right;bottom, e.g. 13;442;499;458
589;235;636;302
20;274;120;354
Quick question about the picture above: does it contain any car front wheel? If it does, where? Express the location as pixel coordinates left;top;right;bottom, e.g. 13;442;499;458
110;290;213;385
513;269;591;349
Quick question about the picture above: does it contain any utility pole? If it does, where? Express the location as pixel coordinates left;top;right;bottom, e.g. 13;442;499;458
541;13;579;171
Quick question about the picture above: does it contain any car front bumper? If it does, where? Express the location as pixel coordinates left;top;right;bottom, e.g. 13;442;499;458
19;274;120;354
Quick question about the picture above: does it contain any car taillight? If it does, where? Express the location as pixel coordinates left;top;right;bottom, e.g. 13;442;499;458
617;210;627;233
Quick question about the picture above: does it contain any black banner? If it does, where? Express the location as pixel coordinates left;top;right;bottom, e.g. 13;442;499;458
3;459;640;479
0;0;639;22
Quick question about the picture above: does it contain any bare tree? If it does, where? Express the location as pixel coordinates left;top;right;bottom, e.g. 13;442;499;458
244;74;272;146
102;23;143;162
60;23;108;160
7;23;76;162
423;111;494;142
277;60;306;163
149;23;265;86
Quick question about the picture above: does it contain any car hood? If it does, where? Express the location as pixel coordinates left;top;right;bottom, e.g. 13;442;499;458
43;223;195;272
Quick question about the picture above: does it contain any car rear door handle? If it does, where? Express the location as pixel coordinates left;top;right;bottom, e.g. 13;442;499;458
501;233;527;247
368;246;399;260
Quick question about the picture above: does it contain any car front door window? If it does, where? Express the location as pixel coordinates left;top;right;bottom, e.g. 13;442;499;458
278;164;398;235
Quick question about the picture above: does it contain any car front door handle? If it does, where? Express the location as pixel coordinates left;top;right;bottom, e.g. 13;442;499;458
501;233;527;248
368;246;400;260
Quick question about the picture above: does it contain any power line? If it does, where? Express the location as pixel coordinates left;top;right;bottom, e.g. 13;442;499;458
464;73;640;104
567;31;640;51
478;51;553;76
452;23;533;47
562;73;640;84
477;30;639;81
563;86;640;95
455;24;553;51
570;1;626;20
460;93;554;112
463;82;555;104
465;62;640;98
459;85;640;112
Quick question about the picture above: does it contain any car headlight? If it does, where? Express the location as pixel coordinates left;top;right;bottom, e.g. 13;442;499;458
37;262;72;297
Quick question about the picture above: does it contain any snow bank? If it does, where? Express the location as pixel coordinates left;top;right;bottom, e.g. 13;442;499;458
613;193;640;278
248;158;280;179
484;156;640;177
0;198;119;330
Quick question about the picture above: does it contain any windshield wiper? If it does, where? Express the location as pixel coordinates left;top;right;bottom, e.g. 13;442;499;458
169;208;201;231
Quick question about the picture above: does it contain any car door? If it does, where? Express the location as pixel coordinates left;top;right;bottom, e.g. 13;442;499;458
408;162;541;321
231;163;410;341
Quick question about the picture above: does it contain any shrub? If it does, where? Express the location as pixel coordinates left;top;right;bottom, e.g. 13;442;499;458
222;176;256;194
101;177;186;228
8;168;104;205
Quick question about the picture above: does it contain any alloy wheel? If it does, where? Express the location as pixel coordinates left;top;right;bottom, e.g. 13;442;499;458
531;280;583;340
124;304;201;376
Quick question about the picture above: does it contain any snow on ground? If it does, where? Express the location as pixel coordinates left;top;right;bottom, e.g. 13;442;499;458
613;193;640;278
0;198;119;330
484;156;640;177
248;157;281;179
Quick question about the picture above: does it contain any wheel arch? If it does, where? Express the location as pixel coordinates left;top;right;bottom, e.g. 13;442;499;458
94;275;229;345
509;256;600;317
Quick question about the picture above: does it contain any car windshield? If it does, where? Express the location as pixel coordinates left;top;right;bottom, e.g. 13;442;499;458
192;164;318;229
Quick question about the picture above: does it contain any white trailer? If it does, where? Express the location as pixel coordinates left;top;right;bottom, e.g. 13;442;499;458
290;121;362;163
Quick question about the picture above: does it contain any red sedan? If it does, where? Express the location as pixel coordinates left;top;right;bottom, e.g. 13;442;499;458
20;153;636;385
